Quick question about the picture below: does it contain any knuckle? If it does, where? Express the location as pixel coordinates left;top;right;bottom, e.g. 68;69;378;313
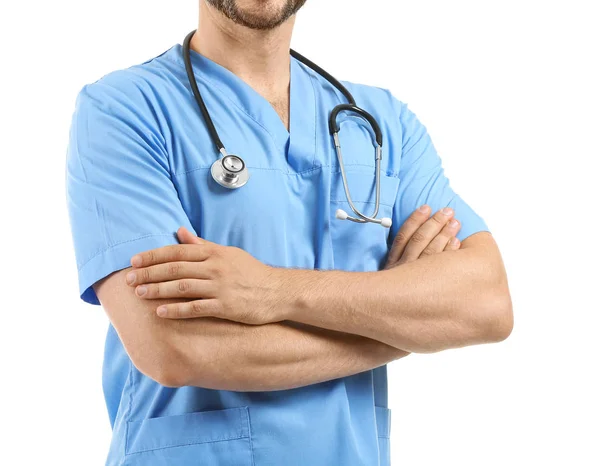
210;245;223;259
435;231;452;242
410;231;427;244
421;246;437;256
208;262;223;278
190;301;204;317
167;262;181;277
431;213;446;225
173;306;184;319
141;268;151;282
409;211;426;222
177;280;190;293
146;250;155;264
393;231;409;245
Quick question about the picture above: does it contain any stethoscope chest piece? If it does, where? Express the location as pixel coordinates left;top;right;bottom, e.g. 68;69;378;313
211;155;250;189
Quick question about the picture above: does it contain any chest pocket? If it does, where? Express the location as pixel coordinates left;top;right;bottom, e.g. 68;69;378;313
329;167;399;271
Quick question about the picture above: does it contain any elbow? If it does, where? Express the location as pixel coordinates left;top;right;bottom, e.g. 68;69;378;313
130;341;238;390
473;285;514;344
124;332;266;391
128;342;191;389
148;365;189;389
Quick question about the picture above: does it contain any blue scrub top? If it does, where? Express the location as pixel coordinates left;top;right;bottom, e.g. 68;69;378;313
66;44;488;466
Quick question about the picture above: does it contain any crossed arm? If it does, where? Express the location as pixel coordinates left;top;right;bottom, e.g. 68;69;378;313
94;206;512;390
96;279;406;391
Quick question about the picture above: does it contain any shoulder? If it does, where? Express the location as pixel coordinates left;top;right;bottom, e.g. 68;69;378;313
335;80;429;162
325;80;433;175
70;46;188;147
73;45;183;117
340;80;423;130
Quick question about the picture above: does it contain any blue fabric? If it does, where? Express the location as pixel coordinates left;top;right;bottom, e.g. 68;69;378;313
66;44;489;466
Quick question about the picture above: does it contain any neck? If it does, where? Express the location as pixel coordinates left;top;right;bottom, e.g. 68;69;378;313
192;2;294;107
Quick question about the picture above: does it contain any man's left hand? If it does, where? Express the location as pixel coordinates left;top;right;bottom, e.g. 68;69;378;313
126;227;287;323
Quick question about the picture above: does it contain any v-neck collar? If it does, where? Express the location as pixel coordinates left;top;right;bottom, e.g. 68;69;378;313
168;44;317;170
288;57;318;172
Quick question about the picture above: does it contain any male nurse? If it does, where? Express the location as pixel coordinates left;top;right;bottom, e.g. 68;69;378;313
66;1;513;465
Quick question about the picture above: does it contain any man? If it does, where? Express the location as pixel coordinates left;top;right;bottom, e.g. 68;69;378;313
66;1;512;465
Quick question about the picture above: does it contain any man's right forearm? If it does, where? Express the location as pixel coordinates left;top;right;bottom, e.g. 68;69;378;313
174;318;409;391
95;268;408;392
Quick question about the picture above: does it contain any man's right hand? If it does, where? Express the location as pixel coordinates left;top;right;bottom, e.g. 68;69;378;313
385;205;461;269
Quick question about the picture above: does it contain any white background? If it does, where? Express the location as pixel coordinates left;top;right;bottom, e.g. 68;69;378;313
1;0;598;464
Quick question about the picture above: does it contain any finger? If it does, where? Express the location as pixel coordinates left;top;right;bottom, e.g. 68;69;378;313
400;207;455;263
420;218;461;257
135;278;216;300
131;243;215;268
126;261;213;286
445;236;461;251
177;226;205;245
386;205;431;267
156;299;221;319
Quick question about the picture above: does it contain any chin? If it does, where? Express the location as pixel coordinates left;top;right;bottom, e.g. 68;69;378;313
208;0;306;30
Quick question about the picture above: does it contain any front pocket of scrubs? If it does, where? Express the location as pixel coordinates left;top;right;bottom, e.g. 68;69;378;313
123;407;253;466
330;169;400;271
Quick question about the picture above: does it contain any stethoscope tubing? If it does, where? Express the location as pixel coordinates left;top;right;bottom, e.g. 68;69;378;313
182;29;391;228
183;31;226;156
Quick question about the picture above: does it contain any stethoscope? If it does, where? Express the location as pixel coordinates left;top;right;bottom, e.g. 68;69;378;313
183;30;392;228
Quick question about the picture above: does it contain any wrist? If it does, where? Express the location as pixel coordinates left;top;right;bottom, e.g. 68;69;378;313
276;268;345;323
269;267;306;322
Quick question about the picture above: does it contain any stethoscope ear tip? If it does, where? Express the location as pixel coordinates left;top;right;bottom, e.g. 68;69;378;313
380;218;392;228
336;209;392;228
335;209;349;220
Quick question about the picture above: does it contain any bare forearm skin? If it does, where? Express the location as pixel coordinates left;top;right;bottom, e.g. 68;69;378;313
95;269;408;390
279;232;513;353
176;319;408;391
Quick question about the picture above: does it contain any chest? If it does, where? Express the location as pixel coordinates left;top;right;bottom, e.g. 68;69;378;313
174;172;398;273
164;81;402;271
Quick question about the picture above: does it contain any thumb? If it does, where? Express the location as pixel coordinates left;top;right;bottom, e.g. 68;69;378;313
177;226;204;245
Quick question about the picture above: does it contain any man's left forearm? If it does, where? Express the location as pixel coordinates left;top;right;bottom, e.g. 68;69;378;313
128;227;512;353
278;232;513;353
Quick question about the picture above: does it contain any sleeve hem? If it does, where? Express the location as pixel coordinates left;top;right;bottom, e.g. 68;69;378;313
456;226;491;242
77;233;179;305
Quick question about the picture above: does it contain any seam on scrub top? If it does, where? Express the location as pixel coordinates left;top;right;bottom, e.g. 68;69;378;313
330;199;393;207
244;407;256;466
174;163;397;178
160;54;282;156
124;359;134;457
375;405;391;440
164;55;404;180
77;234;175;271
299;73;403;180
308;66;347;170
124;432;249;456
302;63;319;170
445;192;459;208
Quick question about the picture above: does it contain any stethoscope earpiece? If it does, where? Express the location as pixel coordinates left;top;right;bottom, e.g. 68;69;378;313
380;217;393;228
336;209;392;228
335;209;349;221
